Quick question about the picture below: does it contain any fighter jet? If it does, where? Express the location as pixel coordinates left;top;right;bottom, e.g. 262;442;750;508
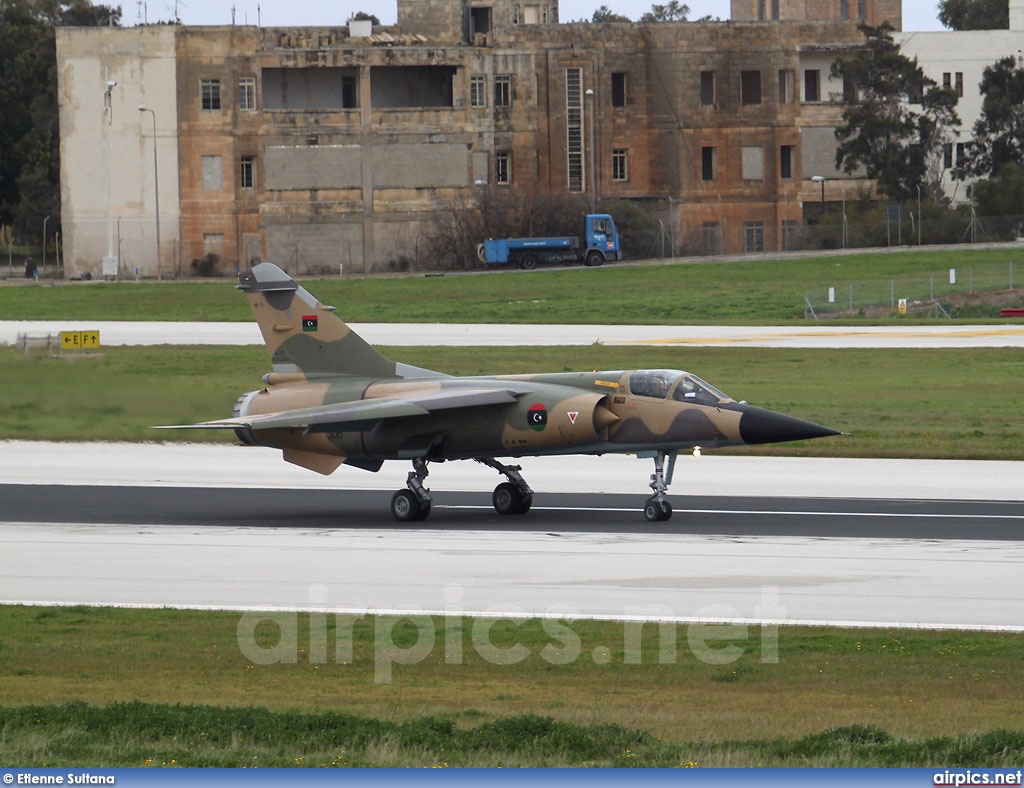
161;262;839;522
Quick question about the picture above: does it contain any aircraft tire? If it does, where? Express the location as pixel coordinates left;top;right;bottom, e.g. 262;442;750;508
493;482;527;515
391;489;425;522
643;498;672;522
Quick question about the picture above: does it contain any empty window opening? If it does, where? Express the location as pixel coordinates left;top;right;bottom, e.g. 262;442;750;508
370;66;456;108
611;72;626;108
262;68;359;110
741;70;761;105
700;71;716;107
804;69;820;102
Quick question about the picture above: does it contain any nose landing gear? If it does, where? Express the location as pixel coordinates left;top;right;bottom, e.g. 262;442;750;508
641;450;677;522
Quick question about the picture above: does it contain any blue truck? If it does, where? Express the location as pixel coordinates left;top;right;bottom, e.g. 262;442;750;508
477;213;622;270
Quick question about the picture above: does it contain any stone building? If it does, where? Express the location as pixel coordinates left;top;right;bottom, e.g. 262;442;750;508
56;0;903;278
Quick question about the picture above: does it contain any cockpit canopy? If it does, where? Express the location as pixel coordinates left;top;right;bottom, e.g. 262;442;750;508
627;369;732;406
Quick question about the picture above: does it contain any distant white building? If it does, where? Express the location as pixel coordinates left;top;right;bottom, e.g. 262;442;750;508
897;0;1024;203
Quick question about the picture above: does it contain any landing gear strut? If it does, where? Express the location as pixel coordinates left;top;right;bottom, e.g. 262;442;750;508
476;458;534;515
642;450;676;522
391;457;433;522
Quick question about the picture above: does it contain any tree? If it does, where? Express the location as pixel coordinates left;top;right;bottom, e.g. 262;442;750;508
972;163;1024;219
938;0;1008;30
347;11;381;25
832;23;960;203
0;0;120;238
590;5;631;22
639;1;690;22
956;56;1024;180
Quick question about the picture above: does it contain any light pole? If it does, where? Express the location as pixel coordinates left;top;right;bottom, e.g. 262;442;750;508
811;174;826;204
585;87;596;214
138;105;161;279
42;215;50;278
104;74;118;277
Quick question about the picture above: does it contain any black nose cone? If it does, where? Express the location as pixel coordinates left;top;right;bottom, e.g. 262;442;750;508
739;405;840;446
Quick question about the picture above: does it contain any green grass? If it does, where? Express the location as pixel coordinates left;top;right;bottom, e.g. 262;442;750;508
1;606;1024;766
3;247;1023;323
3;344;1023;459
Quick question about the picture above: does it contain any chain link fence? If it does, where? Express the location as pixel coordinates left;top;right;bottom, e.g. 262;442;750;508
804;258;1023;319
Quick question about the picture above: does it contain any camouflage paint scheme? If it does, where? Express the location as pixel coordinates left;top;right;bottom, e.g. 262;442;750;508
162;263;838;521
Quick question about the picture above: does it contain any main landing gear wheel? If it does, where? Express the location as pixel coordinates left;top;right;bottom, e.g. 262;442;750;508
493;481;533;515
391;457;433;522
476;458;534;516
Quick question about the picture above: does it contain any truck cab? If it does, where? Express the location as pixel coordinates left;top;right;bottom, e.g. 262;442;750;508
584;214;622;267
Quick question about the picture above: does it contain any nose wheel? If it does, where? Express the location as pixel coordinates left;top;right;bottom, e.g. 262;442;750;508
642;450;677;522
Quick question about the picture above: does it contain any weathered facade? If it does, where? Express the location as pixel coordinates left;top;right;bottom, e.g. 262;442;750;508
56;0;903;278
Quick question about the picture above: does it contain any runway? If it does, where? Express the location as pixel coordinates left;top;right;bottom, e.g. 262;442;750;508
1;442;1022;631
4;320;1024;348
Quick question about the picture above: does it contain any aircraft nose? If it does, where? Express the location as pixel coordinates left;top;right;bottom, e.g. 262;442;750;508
738;405;840;445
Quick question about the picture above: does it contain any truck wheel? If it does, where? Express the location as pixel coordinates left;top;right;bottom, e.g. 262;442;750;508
585;250;605;267
520;253;538;270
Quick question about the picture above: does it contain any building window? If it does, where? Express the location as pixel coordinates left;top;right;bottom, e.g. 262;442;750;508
470;75;487;107
239;77;256;111
566;68;584;193
240;156;255;189
495;151;512;184
782;219;799;251
701;146;716;181
955;72;964;97
858;0;866;18
804;70;820;102
843;77;859;102
742;146;764;180
702;222;720;255
943;143;953;169
342;75;358;108
780;145;795;179
956;142;966;167
201;155;223;190
840;0;849;19
741;70;761;105
611;72;626;108
700;71;716;107
758;0;766;19
203;233;225;257
744;221;765;253
201;79;221;110
771;0;780;18
494;74;512;107
612;148;628;181
779;69;794;104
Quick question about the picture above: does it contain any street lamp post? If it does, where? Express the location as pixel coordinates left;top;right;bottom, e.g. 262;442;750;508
138;105;161;279
585;88;596;214
811;175;826;203
42;215;50;278
104;74;118;277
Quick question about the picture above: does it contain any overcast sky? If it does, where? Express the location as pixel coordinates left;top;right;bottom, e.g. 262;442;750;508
157;0;945;32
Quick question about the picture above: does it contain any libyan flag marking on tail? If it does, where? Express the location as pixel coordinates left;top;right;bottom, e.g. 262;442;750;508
302;315;318;332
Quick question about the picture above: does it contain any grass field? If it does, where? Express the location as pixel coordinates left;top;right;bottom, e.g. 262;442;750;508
3;247;1024;323
3;344;1023;459
1;606;1023;767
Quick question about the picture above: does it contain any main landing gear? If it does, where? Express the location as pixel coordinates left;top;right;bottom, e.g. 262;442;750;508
391;457;433;522
642;450;677;522
390;457;536;522
476;457;534;516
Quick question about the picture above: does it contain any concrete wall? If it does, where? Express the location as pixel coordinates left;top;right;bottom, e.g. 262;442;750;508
57;26;180;279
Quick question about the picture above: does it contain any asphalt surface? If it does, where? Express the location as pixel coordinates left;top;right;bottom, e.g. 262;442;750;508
5;484;1023;540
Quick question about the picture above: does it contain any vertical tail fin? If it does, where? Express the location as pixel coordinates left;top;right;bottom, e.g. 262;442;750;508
238;262;397;379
